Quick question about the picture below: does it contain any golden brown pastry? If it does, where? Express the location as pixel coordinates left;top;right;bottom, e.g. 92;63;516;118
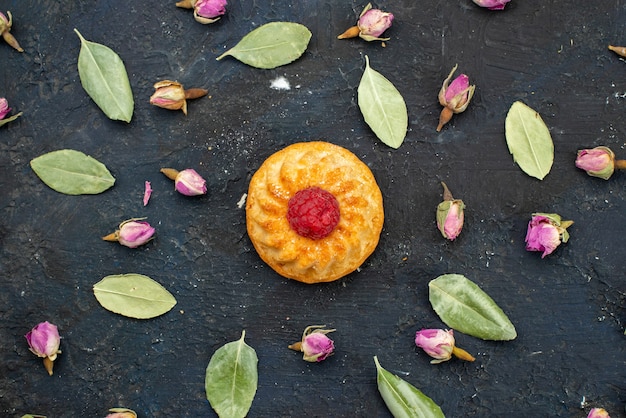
246;141;384;283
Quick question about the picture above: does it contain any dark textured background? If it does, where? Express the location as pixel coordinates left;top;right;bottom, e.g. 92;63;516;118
1;1;625;417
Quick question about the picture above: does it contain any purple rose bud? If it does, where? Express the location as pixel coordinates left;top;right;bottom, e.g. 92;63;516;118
358;7;394;40
0;97;10;119
106;408;138;418
437;65;475;131
289;325;335;362
415;328;454;363
472;0;511;10
525;213;573;258
588;408;611;418
25;321;61;375
436;182;465;241
415;328;475;364
575;146;615;180
175;169;207;196
103;218;155;248
0;10;24;52
194;0;227;24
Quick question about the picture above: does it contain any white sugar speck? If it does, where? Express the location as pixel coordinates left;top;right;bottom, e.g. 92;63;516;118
270;76;291;90
237;193;247;209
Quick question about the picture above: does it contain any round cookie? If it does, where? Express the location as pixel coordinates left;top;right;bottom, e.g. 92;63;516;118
246;141;384;283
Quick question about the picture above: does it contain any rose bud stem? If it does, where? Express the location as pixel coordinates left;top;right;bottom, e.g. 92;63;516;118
175;0;194;9
608;45;626;58
615;159;626;170
101;232;119;242
160;168;180;180
337;26;360;39
452;346;476;362
43;357;55;376
437;107;453;132
441;181;454;201
184;88;209;99
287;341;302;351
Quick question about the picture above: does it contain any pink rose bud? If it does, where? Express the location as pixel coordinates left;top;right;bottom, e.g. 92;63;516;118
102;218;155;248
436;182;465;241
587;408;611;418
472;0;511;10
150;80;208;115
575;146;615;180
194;0;227;24
337;3;393;42
25;321;61;375
288;325;335;362
0;10;24;52
161;168;207;196
0;97;10;119
415;328;475;364
525;213;573;258
437;64;475;131
106;407;138;418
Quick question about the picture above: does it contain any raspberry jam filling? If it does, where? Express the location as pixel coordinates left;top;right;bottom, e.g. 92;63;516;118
287;187;340;240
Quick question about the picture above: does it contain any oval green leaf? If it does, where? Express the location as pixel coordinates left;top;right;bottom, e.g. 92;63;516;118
374;356;445;418
93;274;177;319
74;29;134;122
205;331;258;418
505;101;553;180
429;274;517;341
358;55;408;149
216;22;311;69
30;149;115;195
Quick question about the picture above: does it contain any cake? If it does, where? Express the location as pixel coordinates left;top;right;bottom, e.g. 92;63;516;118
246;141;384;283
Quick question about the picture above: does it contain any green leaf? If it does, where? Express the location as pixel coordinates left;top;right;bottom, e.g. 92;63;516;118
358;55;408;149
374;356;445;418
30;149;115;195
74;29;134;122
429;274;517;341
205;331;258;418
216;22;311;69
505;101;553;180
0;111;23;127
93;274;177;319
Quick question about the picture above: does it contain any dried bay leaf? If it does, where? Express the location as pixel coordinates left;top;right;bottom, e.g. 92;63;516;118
74;29;134;122
30;149;115;195
205;331;258;418
93;274;177;319
505;101;553;180
429;274;517;341
358;55;408;149
374;356;445;418
216;22;311;69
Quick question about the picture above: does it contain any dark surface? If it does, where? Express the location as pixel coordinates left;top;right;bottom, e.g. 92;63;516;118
1;1;625;417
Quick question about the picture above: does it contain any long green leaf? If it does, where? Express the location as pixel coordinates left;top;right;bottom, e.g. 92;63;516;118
374;356;445;418
216;22;311;69
358;55;408;149
429;274;517;341
75;29;134;122
205;331;258;418
93;274;177;319
30;149;115;195
505;101;553;180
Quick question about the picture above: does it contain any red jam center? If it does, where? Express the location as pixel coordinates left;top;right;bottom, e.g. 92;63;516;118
287;187;340;240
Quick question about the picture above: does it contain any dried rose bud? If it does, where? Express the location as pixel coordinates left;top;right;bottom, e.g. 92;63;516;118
176;0;226;24
25;321;61;376
102;218;155;248
437;64;475;131
0;97;10;119
106;407;137;418
472;0;511;10
0;11;24;52
161;168;207;196
436;182;465;241
288;325;335;362
415;328;475;364
525;213;573;258
149;80;208;115
587;408;611;418
575;146;618;180
337;3;393;42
